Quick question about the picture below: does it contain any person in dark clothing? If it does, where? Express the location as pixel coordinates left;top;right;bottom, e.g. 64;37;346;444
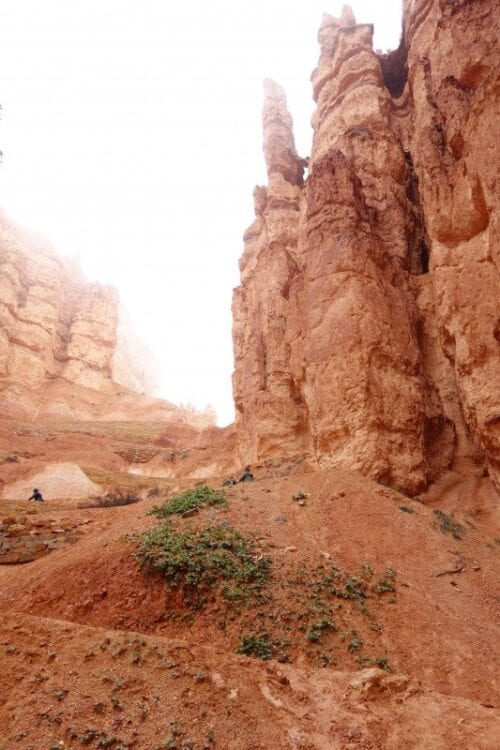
238;466;254;483
28;488;44;502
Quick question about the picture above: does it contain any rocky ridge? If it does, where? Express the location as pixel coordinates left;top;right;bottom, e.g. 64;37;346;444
232;0;500;494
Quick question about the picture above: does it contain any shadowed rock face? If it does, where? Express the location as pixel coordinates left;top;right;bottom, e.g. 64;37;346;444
232;1;499;493
404;0;500;487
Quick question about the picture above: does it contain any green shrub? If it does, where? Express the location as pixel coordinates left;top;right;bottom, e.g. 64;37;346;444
149;485;227;517
136;523;270;606
346;629;364;652
236;632;273;660
306;618;336;643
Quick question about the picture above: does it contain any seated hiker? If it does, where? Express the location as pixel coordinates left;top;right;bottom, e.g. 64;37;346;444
238;466;254;483
28;488;44;502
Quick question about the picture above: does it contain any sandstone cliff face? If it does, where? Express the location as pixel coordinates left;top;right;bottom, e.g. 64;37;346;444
232;1;499;492
404;0;500;486
0;213;152;397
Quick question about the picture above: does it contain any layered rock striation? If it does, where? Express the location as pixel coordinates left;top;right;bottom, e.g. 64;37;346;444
232;1;499;492
0;212;153;397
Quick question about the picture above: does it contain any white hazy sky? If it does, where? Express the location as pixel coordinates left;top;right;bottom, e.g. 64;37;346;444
0;0;402;425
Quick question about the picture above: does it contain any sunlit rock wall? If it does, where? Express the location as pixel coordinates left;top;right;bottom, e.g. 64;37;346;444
232;1;499;492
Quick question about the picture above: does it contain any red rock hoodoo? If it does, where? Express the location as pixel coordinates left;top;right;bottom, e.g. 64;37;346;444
232;0;499;494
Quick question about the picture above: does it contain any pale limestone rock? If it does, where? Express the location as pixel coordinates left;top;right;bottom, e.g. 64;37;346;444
2;463;101;500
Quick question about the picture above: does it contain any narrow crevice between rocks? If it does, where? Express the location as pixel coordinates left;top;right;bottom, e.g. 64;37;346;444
404;150;430;274
377;34;408;98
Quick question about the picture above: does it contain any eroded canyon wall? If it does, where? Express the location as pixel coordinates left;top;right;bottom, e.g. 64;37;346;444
0;212;153;396
232;1;499;492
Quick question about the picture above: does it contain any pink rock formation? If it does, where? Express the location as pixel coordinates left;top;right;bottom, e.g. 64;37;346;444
232;2;499;493
404;0;500;487
0;212;152;396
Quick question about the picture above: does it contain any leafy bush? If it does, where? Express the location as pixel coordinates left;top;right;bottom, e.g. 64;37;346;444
136;523;271;606
236;632;273;660
149;485;227;517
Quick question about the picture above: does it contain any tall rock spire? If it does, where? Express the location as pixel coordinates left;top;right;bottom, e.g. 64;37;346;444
232;0;499;492
262;79;305;186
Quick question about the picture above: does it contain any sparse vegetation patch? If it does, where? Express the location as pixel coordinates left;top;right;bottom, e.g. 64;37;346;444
79;489;140;509
433;509;464;540
136;523;270;607
236;632;273;660
357;655;393;672
375;568;397;593
306;618;336;643
149;485;227;517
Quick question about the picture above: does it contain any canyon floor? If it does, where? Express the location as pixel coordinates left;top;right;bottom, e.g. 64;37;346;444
1;418;499;749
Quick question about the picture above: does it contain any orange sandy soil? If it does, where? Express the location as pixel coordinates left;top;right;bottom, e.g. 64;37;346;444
0;416;235;492
0;457;499;749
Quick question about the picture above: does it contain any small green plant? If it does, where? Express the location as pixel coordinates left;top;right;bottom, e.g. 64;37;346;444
318;652;336;667
360;564;374;580
433;509;464;540
357;655;393;672
345;629;363;652
136;523;271;607
149;485;227;517
236;632;273;660
343;575;367;599
375;568;396;593
306;618;336;643
292;491;307;500
399;505;415;514
374;656;392;672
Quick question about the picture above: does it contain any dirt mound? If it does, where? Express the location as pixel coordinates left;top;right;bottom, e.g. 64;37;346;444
2;462;101;500
1;469;498;710
1;610;498;750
